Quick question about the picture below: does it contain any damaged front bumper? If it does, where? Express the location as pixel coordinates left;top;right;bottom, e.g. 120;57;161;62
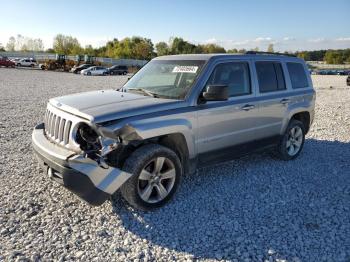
32;123;132;206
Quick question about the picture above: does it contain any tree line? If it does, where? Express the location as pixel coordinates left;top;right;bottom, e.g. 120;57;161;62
295;49;350;64
2;34;350;64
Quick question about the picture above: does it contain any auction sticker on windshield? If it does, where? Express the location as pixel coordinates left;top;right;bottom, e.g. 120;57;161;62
172;66;198;73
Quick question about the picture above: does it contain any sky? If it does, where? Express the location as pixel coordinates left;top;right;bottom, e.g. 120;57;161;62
0;0;350;52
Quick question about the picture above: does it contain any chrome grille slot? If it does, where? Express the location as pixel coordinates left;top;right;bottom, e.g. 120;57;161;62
64;120;72;145
59;119;65;142
51;115;56;136
54;116;60;139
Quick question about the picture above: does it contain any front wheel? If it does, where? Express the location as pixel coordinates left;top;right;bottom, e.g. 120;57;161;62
120;144;182;211
274;119;305;160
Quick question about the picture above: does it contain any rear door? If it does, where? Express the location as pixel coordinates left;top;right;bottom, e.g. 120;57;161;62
254;60;289;137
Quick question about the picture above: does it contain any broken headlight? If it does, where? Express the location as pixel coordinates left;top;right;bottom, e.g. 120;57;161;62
76;123;101;151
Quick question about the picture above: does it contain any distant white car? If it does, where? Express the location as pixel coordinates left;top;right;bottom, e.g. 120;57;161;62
16;58;37;67
81;66;108;76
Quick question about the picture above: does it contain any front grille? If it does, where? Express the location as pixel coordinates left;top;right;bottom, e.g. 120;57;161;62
44;108;72;145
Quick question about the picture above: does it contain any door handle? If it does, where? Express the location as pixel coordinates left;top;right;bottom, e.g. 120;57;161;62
241;104;255;111
280;98;291;104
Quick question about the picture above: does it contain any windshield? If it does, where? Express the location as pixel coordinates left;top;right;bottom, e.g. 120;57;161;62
123;60;205;99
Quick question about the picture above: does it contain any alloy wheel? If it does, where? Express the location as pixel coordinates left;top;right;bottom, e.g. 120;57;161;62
286;126;303;156
137;157;176;204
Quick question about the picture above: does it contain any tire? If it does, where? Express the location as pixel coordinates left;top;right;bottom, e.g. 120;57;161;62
17;63;21;67
87;72;91;76
120;144;182;211
274;119;305;161
123;71;127;75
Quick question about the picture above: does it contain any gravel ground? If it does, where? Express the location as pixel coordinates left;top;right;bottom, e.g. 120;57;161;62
0;69;349;262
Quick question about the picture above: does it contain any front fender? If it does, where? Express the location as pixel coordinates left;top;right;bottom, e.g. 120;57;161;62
98;117;196;158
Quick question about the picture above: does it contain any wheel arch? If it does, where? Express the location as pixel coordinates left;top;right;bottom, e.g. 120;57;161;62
290;111;311;133
282;108;312;135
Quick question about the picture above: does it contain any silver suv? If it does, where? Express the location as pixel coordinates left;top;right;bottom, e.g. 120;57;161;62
32;52;315;210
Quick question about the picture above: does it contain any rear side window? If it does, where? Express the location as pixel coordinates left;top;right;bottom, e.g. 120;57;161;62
256;61;286;93
206;62;251;97
287;62;309;88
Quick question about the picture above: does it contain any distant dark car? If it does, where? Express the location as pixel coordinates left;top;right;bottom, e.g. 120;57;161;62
108;65;128;75
347;75;350;86
0;56;15;67
70;64;94;74
336;70;347;75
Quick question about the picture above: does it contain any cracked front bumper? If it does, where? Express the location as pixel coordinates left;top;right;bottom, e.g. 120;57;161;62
32;123;132;206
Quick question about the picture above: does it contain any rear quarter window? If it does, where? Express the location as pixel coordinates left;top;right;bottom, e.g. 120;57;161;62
287;62;309;88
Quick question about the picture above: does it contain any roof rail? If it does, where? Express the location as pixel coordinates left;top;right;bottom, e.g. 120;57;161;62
245;51;297;57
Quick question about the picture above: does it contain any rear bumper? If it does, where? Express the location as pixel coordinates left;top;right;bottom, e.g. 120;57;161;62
32;123;132;206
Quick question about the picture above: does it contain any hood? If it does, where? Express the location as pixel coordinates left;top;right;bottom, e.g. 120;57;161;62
50;90;185;123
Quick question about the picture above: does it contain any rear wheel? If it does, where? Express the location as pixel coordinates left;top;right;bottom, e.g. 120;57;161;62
274;119;305;160
120;144;182;211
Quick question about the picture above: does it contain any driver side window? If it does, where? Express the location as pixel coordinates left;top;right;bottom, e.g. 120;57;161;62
206;62;251;97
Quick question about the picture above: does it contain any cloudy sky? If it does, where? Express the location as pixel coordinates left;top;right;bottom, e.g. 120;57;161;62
0;0;349;51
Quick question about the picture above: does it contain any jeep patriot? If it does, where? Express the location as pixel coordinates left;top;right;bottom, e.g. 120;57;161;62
32;52;315;210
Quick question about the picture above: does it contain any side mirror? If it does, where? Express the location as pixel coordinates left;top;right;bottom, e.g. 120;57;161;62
202;85;229;101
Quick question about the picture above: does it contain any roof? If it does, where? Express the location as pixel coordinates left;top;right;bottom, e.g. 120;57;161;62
154;53;234;61
154;53;304;62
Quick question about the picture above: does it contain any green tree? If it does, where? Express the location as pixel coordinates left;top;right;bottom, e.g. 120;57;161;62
267;43;274;52
198;44;226;53
324;50;345;64
227;48;238;53
155;42;170;56
114;37;133;58
53;34;83;55
84;45;96;56
46;48;55;53
169;37;197;54
0;43;4;52
105;39;119;58
132;37;154;60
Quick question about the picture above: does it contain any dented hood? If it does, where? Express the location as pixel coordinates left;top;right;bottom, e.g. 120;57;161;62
49;90;184;123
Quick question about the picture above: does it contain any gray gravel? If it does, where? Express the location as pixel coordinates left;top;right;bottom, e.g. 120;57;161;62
0;69;349;262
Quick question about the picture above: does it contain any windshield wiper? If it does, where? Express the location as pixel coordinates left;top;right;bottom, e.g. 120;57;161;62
127;88;159;98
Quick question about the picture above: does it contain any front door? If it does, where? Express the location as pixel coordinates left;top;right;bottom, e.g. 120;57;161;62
196;60;260;155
